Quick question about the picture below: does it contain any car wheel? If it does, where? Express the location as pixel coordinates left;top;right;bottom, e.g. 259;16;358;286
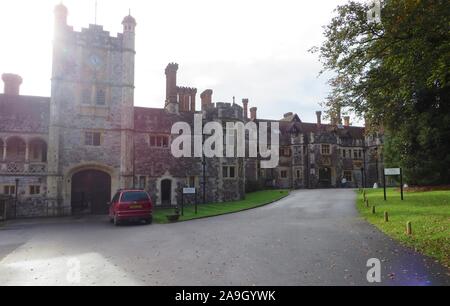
146;216;153;225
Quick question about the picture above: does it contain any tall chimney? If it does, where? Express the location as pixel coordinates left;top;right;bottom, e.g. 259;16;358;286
316;111;322;126
191;89;197;112
344;116;350;127
165;63;178;104
242;99;249;119
250;107;257;120
201;89;213;110
2;74;23;96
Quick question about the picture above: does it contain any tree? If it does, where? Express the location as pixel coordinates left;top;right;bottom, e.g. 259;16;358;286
312;0;450;185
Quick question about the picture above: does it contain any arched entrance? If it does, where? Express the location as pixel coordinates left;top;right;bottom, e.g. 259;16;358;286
319;167;332;188
161;179;172;206
71;170;111;215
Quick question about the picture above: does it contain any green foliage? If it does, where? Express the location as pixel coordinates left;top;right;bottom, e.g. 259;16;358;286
313;0;450;185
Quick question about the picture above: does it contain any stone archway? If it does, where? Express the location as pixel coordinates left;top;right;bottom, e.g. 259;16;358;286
71;169;111;215
161;179;172;206
319;167;332;188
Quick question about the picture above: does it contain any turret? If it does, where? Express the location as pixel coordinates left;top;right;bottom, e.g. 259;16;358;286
54;3;69;39
122;13;136;51
54;3;68;26
121;13;137;90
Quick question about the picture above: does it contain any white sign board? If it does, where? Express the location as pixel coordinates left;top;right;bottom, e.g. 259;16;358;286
384;168;401;176
183;188;196;195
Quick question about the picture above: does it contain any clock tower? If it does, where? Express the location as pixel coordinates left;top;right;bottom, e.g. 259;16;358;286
47;4;137;215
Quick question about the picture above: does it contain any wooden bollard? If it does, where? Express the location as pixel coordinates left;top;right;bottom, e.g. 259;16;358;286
372;206;376;214
406;221;412;235
365;199;369;208
384;212;389;222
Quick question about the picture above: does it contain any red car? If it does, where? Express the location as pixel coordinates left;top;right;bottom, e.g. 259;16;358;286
109;190;153;226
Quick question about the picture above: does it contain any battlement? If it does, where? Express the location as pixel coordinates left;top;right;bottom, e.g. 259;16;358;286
177;86;198;94
165;63;179;74
204;101;244;121
54;4;135;50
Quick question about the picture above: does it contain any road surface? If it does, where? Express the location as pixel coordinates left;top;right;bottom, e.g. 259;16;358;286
0;189;448;286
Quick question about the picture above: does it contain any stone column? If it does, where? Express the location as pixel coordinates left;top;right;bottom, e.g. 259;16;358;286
24;141;30;172
25;141;30;162
2;142;6;161
1;142;6;172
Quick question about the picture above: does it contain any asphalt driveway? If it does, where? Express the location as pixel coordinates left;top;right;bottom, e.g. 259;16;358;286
0;189;448;286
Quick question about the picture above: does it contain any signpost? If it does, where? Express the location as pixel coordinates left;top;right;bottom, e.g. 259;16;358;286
181;188;198;216
383;168;404;201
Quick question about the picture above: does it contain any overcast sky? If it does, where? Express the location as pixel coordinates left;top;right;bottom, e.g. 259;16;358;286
0;0;356;124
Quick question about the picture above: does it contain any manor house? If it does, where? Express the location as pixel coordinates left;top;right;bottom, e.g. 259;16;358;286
0;4;383;218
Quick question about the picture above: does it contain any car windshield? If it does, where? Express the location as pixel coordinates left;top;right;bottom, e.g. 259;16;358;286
121;191;150;202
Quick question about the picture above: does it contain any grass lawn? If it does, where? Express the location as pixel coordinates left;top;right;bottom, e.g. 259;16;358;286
153;189;289;224
357;188;450;268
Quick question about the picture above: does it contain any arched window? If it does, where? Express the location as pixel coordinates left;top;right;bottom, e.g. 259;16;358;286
6;137;26;161
29;139;48;162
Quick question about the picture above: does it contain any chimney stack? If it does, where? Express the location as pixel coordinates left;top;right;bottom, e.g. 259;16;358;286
284;112;293;118
201;89;213;110
165;63;178;104
250;107;257;120
316;111;322;126
2;74;23;96
344;116;350;127
242;99;249;119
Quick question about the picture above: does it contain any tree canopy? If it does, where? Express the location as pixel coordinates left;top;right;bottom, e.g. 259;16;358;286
313;0;450;185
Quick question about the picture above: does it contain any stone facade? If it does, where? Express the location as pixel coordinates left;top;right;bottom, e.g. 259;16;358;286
0;4;383;218
248;114;384;190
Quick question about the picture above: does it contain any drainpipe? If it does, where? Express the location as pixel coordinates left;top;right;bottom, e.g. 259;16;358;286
305;134;310;189
132;129;136;190
202;117;207;204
